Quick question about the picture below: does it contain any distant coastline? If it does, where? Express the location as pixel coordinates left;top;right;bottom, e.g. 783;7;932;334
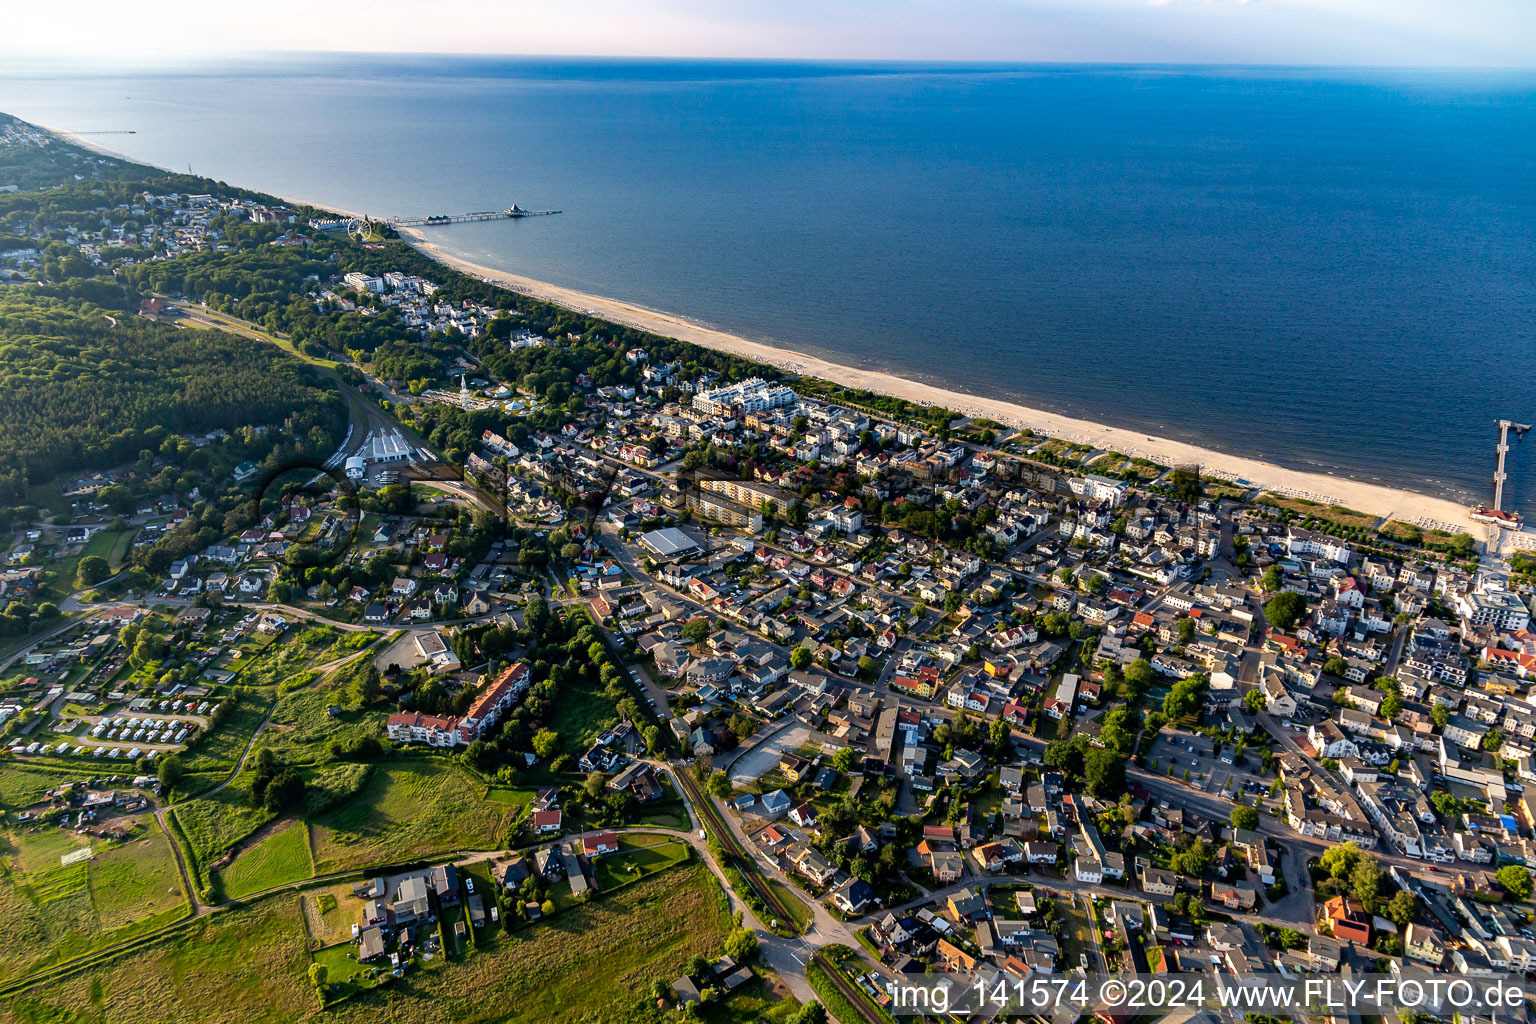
399;227;1478;533
32;122;1487;535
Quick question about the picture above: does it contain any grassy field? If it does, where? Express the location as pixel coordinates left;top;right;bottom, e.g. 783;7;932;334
483;786;535;808
1034;438;1094;463
2;896;316;1024
634;801;689;830
298;882;358;948
1380;520;1424;543
1203;480;1251;500
329;860;732;1024
308;760;515;874
1255;493;1379;529
807;956;892;1024
36;524;135;603
547;675;622;755
233;627;349;692
3;859;730;1024
0;817;188;986
258;674;387;766
310;941;368;986
96;526;138;572
700;975;804;1024
170;779;274;883
218;820;313;900
593;834;692;891
1057;896;1097;969
0;762;97;811
178;697;271;775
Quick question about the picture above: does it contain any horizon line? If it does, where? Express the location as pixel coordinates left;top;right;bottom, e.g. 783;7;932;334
5;51;1536;73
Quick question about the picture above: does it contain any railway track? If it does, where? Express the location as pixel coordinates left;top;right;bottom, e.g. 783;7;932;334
810;951;890;1024
673;767;803;934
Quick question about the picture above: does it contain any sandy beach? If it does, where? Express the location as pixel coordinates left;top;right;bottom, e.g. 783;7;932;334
402;231;1483;534
35;113;1489;534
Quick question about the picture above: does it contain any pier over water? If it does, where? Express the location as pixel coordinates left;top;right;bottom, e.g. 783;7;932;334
389;206;561;227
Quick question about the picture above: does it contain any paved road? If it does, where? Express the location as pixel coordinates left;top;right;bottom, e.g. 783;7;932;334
625;660;674;719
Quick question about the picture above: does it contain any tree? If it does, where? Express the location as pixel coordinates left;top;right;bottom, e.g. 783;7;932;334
831;748;854;773
1265;591;1305;631
1170;466;1202;502
723;927;760;962
464;739;498;773
1430;703;1450;729
1231;805;1260;831
1083;747;1125;798
584;772;606;801
1172;842;1214;878
1123;658;1155;696
680;617;712;643
1099;707;1138;757
1324;655;1349;678
540;898;556;916
790;646;813;671
1043;736;1086;778
157;753;186;793
1385;889;1419;926
263;768;306;813
706;770;731;798
1260;566;1284;594
1380;693;1402;720
75;554;111;590
1351;858;1382;907
1320;842;1365;880
1163;674;1207;721
1498;864;1534;901
1243;689;1266;714
789;1004;828;1024
308;963;328;989
531;729;561;759
357;664;382;704
989;716;1012;759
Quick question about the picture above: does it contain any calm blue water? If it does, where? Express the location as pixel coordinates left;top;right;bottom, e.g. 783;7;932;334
3;57;1534;512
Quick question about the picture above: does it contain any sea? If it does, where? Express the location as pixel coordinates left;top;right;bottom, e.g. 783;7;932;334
3;56;1533;514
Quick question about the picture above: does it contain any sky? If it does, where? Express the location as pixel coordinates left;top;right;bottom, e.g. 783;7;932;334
5;0;1534;68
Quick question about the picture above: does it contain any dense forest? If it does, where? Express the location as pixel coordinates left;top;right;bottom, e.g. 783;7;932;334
0;287;346;499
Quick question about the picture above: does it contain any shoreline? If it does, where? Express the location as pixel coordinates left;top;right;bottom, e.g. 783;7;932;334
401;229;1479;534
43;125;378;223
30;117;1485;536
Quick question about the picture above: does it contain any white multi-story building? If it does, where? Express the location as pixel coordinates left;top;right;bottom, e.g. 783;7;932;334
1456;588;1530;633
1286;526;1353;564
692;377;796;416
343;271;385;294
1068;473;1129;506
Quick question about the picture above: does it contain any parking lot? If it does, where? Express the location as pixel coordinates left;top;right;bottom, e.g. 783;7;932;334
1146;730;1272;801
